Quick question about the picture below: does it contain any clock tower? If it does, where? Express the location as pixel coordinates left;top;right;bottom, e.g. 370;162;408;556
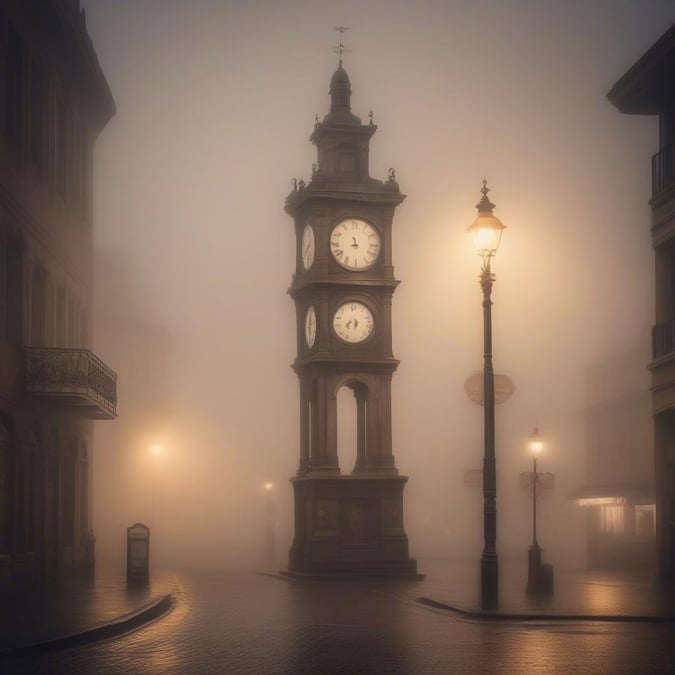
285;57;418;577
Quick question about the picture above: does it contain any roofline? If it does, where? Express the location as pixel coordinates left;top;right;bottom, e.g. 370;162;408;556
607;21;675;115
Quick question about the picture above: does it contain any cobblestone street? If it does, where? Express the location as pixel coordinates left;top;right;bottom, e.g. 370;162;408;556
3;560;675;674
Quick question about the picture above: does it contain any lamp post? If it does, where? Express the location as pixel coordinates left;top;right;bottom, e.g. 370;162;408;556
526;426;543;593
468;180;506;610
263;481;275;566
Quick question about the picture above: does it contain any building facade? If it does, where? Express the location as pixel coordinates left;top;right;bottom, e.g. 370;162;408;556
0;0;116;586
571;348;655;569
608;21;675;579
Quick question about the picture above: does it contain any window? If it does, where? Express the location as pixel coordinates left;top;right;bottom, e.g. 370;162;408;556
56;286;66;346
25;428;40;553
635;505;655;538
29;261;47;347
0;225;6;339
67;296;79;347
61;441;77;548
0;8;5;135
44;279;55;346
4;23;25;154
80;130;90;221
0;419;12;554
599;505;625;535
0;229;21;344
29;59;47;172
78;442;88;541
79;307;88;348
54;91;68;200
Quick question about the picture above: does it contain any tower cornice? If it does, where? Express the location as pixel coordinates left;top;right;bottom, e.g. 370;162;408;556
285;183;405;215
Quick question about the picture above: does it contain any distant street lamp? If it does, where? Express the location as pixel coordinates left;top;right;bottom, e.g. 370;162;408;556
468;180;506;610
263;481;276;566
526;425;544;594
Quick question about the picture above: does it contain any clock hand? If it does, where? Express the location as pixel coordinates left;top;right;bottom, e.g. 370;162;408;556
351;237;358;248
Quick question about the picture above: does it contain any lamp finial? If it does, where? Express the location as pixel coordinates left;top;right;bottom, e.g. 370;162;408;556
476;179;496;215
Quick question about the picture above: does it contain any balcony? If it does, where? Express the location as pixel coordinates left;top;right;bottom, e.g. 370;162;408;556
24;347;117;419
652;142;675;197
652;319;675;361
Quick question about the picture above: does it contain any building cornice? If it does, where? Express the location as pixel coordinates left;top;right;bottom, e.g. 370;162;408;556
607;22;675;114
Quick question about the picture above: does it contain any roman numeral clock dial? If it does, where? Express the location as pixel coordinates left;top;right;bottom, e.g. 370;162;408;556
330;218;381;270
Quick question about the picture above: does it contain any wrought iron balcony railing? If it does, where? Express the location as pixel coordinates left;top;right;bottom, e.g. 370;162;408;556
652;142;675;197
652;319;675;361
24;347;117;419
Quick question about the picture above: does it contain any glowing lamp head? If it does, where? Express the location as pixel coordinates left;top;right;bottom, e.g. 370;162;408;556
528;426;543;456
467;179;505;261
264;481;274;492
150;443;163;457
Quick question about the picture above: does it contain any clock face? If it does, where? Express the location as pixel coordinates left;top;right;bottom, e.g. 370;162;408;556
332;302;374;343
301;224;315;271
304;305;316;348
330;218;380;271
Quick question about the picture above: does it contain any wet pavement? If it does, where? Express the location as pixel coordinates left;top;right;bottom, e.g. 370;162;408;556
414;557;675;620
0;568;176;654
1;558;675;674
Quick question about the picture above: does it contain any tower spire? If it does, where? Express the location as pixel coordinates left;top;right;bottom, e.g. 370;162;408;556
333;25;351;67
326;26;357;123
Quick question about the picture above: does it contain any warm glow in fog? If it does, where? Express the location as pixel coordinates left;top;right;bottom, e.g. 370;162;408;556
84;0;675;572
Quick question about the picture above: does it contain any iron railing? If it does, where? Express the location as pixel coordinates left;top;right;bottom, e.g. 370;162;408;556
652;142;675;197
24;347;117;418
652;319;675;360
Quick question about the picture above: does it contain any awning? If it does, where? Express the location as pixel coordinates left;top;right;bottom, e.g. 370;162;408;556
569;481;654;506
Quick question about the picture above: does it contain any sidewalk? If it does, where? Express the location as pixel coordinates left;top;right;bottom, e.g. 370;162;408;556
412;557;675;621
0;567;175;656
2;558;674;657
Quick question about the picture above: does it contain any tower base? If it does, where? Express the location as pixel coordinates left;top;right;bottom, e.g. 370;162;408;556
288;474;419;579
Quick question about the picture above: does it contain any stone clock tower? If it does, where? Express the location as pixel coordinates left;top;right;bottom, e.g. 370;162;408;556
285;56;418;577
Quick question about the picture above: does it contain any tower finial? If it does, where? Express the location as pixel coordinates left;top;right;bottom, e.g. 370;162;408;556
333;25;351;67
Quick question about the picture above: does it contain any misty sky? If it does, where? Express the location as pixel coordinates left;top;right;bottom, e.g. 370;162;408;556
81;0;675;568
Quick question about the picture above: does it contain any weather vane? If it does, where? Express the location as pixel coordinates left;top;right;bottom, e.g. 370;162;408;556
333;25;351;66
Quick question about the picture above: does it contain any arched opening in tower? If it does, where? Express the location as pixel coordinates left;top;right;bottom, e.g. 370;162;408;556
337;381;367;474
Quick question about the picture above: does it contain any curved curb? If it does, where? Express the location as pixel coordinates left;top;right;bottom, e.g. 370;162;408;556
0;593;173;658
417;596;675;623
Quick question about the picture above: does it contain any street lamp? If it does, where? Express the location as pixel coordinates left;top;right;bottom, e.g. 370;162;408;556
468;179;506;610
526;425;543;594
263;481;276;566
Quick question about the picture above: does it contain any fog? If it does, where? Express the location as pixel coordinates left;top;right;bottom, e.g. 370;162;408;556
82;0;675;573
